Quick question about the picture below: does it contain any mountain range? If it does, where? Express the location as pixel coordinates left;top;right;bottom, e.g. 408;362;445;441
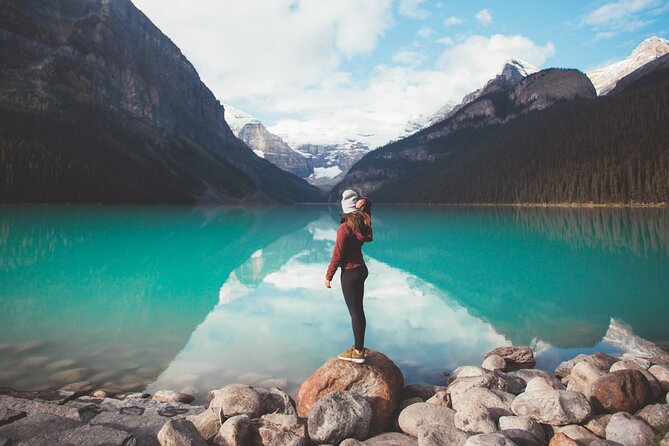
332;37;669;205
0;0;321;204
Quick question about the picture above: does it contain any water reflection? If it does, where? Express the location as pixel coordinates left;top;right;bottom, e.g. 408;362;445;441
0;205;667;398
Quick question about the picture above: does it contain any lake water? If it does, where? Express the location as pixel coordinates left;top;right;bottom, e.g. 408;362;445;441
1;205;668;404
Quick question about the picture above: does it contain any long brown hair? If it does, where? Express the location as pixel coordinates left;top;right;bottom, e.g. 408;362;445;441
346;211;372;236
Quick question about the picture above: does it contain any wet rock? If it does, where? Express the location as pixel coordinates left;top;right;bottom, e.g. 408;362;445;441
179;386;199;398
124;392;150;400
398;402;456;436
261;387;296;415
425;390;450;407
448;374;513;404
484;346;536;372
464;432;518;445
511;390;591;425
605;412;654;446
417;423;470;446
483;355;507;372
154;390;195;405
61;380;95;393
583;414;612;438
186;408;222;443
209;384;263;418
634;403;669;429
510;370;564;390
525;377;553;392
51;367;90;384
498;416;545;442
566;361;606;399
297;350;404;435
649;364;669;391
590;370;652;414
454;402;497;434
307;391;372;445
401;384;449;401
553;425;598;446
555;353;618;378
214;414;250;446
452;367;487;381
157;418;207;446
452;388;515;418
548;432;579;446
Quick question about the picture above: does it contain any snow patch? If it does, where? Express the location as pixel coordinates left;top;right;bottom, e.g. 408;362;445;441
311;166;342;179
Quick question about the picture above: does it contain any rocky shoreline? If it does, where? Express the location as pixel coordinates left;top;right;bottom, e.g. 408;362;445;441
1;344;669;446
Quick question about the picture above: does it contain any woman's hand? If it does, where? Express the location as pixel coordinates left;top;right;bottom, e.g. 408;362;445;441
325;279;331;288
355;198;367;209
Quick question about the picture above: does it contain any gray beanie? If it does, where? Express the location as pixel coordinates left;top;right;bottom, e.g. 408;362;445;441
341;189;359;214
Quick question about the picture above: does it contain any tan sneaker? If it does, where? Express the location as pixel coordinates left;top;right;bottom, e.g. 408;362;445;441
338;347;366;364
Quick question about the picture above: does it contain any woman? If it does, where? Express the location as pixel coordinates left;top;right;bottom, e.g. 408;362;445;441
325;189;373;364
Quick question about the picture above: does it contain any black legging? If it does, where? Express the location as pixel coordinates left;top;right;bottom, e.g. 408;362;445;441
341;264;368;351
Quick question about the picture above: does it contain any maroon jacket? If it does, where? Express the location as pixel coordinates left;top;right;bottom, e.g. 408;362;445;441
326;201;372;281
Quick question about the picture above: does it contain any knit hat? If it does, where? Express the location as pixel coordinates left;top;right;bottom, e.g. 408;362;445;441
341;189;359;214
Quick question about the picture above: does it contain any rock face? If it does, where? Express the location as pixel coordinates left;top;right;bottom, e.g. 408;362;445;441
511;390;591;425
589;370;652;414
0;0;321;204
605;412;654;446
296;350;404;435
307;391;372;445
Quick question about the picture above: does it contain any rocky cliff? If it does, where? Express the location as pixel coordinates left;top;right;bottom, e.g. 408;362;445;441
0;0;321;203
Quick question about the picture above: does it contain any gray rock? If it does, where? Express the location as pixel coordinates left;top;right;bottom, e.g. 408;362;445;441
214;414;250;446
483;355;507;372
0;394;90;422
261;387;296;415
401;384;449;401
492;372;527;395
483;347;536;371
448;374;513;404
649;364;669;391
610;360;646;372
0;437;8;446
251;414;308;446
589;440;625;446
452;366;487;381
341;439;364;446
154;390;195;405
567;361;606;399
307;391;372;445
511;390;591;425
554;425;598;446
634;403;669;429
464;432;518;446
500;429;542;446
393;398;423;431
453;388;515;419
605;412;654;446
455;402;497;434
22;423;136;446
417;424;470;446
0;408;26;427
398;402;456;437
209;384;263;418
498;416;545;442
186;408;222;443
525;377;553;392
583;414;612;438
363;432;417;445
510;370;564;390
619;354;652;369
425;390;450;407
0;413;81;443
158;418;207;446
555;353;618;378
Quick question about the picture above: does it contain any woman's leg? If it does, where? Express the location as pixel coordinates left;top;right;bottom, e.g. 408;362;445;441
341;265;368;351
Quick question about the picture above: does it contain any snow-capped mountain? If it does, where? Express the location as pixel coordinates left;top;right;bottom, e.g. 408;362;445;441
587;37;669;95
223;104;312;178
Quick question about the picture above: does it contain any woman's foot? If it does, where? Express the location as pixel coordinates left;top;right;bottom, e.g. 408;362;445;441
338;347;366;364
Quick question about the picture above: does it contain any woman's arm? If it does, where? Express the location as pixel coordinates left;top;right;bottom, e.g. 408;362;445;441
325;224;347;284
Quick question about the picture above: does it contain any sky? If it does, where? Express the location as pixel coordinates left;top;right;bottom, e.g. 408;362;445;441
131;0;669;148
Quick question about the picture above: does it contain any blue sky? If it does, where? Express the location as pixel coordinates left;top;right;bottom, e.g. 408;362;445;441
132;0;668;147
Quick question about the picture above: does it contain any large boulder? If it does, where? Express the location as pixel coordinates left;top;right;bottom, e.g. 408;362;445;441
510;370;564;390
417;424;470;446
214;414;250;446
157;419;207;446
397;402;456;437
649;364;669;391
511;390;591;425
452;388;515;418
566;362;605;399
307;391;372;445
589;370;652;414
498;416;545;443
209;385;263;419
454;402;497;434
250;413;308;446
296;350;403;435
448;374;513;404
634;403;669;429
483;347;536;371
605;412;654;446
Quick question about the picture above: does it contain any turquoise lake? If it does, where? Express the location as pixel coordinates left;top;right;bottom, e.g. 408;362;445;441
1;205;668;403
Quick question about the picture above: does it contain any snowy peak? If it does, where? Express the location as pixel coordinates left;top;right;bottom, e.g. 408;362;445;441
587;36;669;95
501;59;538;82
223;104;260;135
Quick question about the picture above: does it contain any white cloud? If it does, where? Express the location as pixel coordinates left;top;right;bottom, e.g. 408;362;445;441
443;16;463;26
582;0;663;35
417;27;435;38
436;36;455;45
475;8;493;25
392;49;426;67
398;0;431;19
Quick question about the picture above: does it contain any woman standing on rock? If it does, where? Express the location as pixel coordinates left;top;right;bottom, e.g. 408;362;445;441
325;189;373;364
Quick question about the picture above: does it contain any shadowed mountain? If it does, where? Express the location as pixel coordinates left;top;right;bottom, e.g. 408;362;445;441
0;0;321;204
